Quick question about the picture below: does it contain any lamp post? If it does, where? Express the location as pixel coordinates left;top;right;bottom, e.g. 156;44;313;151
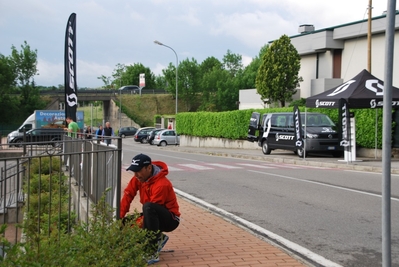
154;40;178;117
119;77;122;130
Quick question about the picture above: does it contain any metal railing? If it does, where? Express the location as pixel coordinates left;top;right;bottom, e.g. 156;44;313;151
1;136;122;245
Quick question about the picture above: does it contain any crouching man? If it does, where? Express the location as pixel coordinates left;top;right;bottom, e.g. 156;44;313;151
120;153;180;265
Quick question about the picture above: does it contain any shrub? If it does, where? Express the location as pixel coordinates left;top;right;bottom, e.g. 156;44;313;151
1;190;152;266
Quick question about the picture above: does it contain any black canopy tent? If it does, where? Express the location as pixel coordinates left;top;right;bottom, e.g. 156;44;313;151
306;69;399;108
305;69;399;160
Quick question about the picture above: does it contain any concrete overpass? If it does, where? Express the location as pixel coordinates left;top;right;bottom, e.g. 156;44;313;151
40;89;168;129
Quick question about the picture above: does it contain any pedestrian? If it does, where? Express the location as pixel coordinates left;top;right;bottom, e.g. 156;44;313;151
96;125;103;140
85;126;92;139
65;116;80;138
120;153;180;265
102;121;114;145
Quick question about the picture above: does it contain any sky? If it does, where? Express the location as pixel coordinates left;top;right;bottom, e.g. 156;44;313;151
0;0;396;89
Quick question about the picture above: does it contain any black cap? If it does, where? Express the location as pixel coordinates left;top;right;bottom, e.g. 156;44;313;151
126;154;152;172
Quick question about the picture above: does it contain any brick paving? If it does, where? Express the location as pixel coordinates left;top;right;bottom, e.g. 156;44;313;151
122;171;308;267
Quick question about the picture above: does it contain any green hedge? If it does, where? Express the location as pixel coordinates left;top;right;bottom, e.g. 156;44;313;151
176;107;384;149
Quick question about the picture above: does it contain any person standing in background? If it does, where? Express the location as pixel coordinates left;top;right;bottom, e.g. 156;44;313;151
102;121;114;145
96;125;103;140
65;116;79;138
85;126;92;139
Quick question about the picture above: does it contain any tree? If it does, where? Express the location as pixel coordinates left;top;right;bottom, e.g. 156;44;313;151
10;41;38;88
256;35;302;107
8;41;43;117
198;57;223;111
154;74;167;89
176;58;200;112
111;63;126;88
0;54;17;97
236;44;269;90
222;49;243;77
0;54;19;124
122;63;156;89
97;75;112;89
162;62;177;96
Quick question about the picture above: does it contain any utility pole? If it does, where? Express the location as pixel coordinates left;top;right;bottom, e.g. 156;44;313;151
367;0;372;72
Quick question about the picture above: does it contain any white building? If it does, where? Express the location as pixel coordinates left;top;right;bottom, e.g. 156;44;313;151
239;11;399;110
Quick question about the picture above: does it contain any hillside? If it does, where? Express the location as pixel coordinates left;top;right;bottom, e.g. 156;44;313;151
119;94;199;127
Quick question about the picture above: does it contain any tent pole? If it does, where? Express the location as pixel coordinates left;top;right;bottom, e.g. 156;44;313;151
304;108;307;160
375;109;378;159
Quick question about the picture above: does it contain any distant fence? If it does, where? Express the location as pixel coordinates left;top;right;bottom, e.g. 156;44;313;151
0;125;20;136
37;89;169;95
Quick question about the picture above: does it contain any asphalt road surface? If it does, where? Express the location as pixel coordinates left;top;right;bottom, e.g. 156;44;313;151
122;139;399;267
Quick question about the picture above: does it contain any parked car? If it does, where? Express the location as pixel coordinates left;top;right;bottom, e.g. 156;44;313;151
118;85;140;94
147;128;165;145
153;129;180;146
118;126;138;138
9;128;66;147
133;127;155;143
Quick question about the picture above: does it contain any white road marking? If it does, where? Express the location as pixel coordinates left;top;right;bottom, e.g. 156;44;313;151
206;163;242;169
168;166;184;172
237;163;273;169
249;170;399;202
178;164;214;170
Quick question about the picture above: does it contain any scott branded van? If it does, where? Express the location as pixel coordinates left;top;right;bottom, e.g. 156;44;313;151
247;112;343;158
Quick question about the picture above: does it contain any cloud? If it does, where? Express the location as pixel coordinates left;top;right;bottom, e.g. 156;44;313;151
2;0;396;89
35;58;114;88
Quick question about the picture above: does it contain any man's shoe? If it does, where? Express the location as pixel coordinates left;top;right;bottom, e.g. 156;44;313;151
147;253;160;265
157;234;169;253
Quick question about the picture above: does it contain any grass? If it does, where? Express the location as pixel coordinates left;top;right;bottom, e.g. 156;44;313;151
77;94;200;128
78;105;104;127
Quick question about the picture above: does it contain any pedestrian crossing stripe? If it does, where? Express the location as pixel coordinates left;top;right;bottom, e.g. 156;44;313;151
178;164;214;170
124;162;331;172
206;163;241;169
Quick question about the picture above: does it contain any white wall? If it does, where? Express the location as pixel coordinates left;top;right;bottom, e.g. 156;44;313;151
298;55;315;98
342;33;399;87
238;89;266;110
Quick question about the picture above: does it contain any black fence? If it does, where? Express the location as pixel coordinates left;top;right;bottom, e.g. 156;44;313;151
0;135;122;245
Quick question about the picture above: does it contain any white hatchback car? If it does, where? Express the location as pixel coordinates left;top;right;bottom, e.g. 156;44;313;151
153;129;180;146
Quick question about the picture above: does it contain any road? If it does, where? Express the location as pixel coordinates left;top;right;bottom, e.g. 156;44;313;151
121;138;399;267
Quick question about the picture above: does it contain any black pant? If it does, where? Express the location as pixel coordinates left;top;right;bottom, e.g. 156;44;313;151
142;202;179;246
104;137;111;145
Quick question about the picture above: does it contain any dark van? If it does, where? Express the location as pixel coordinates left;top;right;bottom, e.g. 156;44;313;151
248;112;343;157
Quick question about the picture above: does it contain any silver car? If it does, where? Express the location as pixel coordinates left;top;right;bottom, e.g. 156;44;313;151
153;129;180;146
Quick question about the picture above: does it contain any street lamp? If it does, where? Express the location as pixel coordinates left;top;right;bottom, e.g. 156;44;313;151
154;40;178;116
119;77;122;130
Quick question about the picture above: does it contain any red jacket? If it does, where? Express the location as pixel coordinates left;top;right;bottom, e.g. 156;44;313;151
120;161;180;219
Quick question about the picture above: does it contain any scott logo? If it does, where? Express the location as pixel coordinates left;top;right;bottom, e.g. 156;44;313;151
316;99;335;108
276;133;294;141
66;20;77;108
294;108;303;148
370;99;399;108
327;80;356;96
340;102;350;147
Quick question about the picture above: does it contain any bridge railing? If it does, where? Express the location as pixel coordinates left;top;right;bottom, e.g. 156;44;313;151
39;89;168;95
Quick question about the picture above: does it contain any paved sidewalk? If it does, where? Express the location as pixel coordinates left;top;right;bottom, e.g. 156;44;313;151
122;171;308;267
